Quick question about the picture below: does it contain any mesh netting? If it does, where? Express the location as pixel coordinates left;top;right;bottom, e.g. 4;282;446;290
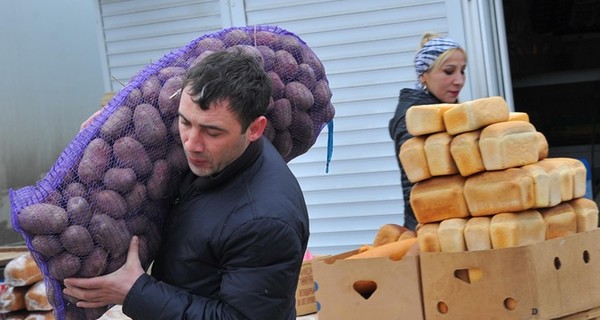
9;25;334;320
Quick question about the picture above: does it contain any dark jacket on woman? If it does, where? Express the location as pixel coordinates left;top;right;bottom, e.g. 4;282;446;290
388;88;442;230
123;137;310;320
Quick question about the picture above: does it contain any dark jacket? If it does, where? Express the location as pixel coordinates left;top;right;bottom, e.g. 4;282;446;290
123;137;310;320
388;88;442;230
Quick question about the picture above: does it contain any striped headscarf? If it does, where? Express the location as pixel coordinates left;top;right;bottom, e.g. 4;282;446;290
414;36;461;79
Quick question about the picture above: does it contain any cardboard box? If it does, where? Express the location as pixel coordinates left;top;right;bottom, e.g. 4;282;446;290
420;229;600;319
296;257;320;316
312;250;424;320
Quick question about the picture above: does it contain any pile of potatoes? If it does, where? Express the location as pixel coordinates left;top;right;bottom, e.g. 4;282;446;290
10;25;334;319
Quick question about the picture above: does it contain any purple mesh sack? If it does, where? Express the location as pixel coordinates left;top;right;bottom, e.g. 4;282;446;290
9;25;334;319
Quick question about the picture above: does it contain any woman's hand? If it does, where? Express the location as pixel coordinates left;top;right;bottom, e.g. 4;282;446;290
63;236;145;308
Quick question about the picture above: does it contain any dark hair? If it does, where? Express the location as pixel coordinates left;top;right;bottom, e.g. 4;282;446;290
181;48;272;132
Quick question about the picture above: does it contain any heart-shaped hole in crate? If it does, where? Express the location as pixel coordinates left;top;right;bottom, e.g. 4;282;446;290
353;280;377;299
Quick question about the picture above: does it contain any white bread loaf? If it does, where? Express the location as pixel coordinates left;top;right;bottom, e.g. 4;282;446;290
521;162;553;208
479;121;539;171
4;253;43;287
24;311;55;320
536;132;549;160
558;158;588;198
410;175;470;224
438;218;468;252
539;203;577;240
416;223;441;252
568;198;599;232
406;103;455;136
508;112;530;122
24;281;52;312
449;130;486;177
0;285;28;313
489;210;545;249
372;224;408;247
464;216;492;251
399;136;431;183
537;158;574;202
424;132;459;176
443;96;510;135
464;168;534;216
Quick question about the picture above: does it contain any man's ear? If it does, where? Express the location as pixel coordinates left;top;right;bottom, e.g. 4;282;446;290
248;116;267;142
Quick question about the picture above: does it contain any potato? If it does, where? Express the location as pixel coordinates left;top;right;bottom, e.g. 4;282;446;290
105;252;127;274
18;203;68;235
301;46;326;80
146;159;171;201
285;81;314;112
157;66;186;83
223;29;252;46
133;104;168;147
158;76;183;118
31;234;64;258
296;63;317;90
123;88;143;108
290;110;315;154
169;117;181;144
267;71;285;100
273;50;299;82
141;75;161;104
257;46;275;71
62;182;86;199
270;99;292;131
60;225;94;256
76;247;108;278
273;130;293;159
276;34;303;61
94;190;128;219
167;144;188;173
263;120;277;142
113;136;153;179
254;30;279;46
124;183;147;212
100;105;133;140
47;252;81;280
66;196;92;226
88;214;131;258
103;167;137;193
126;214;153;235
77;138;111;184
194;37;225;55
313;79;333;107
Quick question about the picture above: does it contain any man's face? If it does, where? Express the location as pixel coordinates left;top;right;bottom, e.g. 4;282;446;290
177;86;262;177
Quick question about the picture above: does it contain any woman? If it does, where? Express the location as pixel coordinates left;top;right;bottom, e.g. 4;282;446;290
388;33;467;230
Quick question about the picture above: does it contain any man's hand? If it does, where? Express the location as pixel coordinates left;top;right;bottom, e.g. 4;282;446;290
63;236;145;308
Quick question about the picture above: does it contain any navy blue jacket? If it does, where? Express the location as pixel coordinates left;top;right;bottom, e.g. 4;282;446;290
388;88;442;230
123;137;309;319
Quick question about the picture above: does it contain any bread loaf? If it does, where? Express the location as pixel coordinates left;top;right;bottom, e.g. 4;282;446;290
464;168;534;216
0;285;28;313
449;130;485;177
372;224;408;247
23;311;55;320
489;210;545;249
537;158;574;202
410;175;469;223
539;203;577;240
568;198;599;232
4;253;42;287
521;162;553;208
24;281;52;312
535;132;549;160
424;132;459;176
464;217;492;251
479;121;539;171
443;96;510;135
438;218;468;252
416;223;441;252
560;158;588;198
508;112;529;122
399;136;431;183
406;103;455;136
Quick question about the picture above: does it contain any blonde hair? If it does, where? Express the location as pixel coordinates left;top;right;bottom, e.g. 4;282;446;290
418;32;467;73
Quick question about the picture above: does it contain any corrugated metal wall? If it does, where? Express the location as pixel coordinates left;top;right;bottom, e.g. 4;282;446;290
97;0;453;255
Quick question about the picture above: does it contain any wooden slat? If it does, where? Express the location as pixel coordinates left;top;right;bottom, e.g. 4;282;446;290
0;246;29;267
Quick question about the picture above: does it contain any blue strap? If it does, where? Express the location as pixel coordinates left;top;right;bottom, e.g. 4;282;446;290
326;120;334;173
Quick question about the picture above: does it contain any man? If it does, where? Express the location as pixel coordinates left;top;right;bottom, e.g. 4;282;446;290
64;49;310;319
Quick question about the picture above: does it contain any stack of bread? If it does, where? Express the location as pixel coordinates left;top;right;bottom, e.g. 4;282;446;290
399;96;599;252
1;252;54;319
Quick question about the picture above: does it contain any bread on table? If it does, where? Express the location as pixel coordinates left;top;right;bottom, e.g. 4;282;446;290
479;121;539;171
372;223;408;247
406;103;455;136
3;253;43;287
416;223;441;252
410;175;469;224
521;162;554;209
24;281;52;312
464;216;492;251
464;168;534;216
424;132;459;176
537;158;574;202
489;210;545;249
399;136;431;183
535;132;549;160
449;130;485;177
443;96;509;135
438;218;468;252
0;285;28;313
539;203;577;240
568;198;599;232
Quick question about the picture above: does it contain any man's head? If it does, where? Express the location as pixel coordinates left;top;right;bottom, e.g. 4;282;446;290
177;49;272;177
